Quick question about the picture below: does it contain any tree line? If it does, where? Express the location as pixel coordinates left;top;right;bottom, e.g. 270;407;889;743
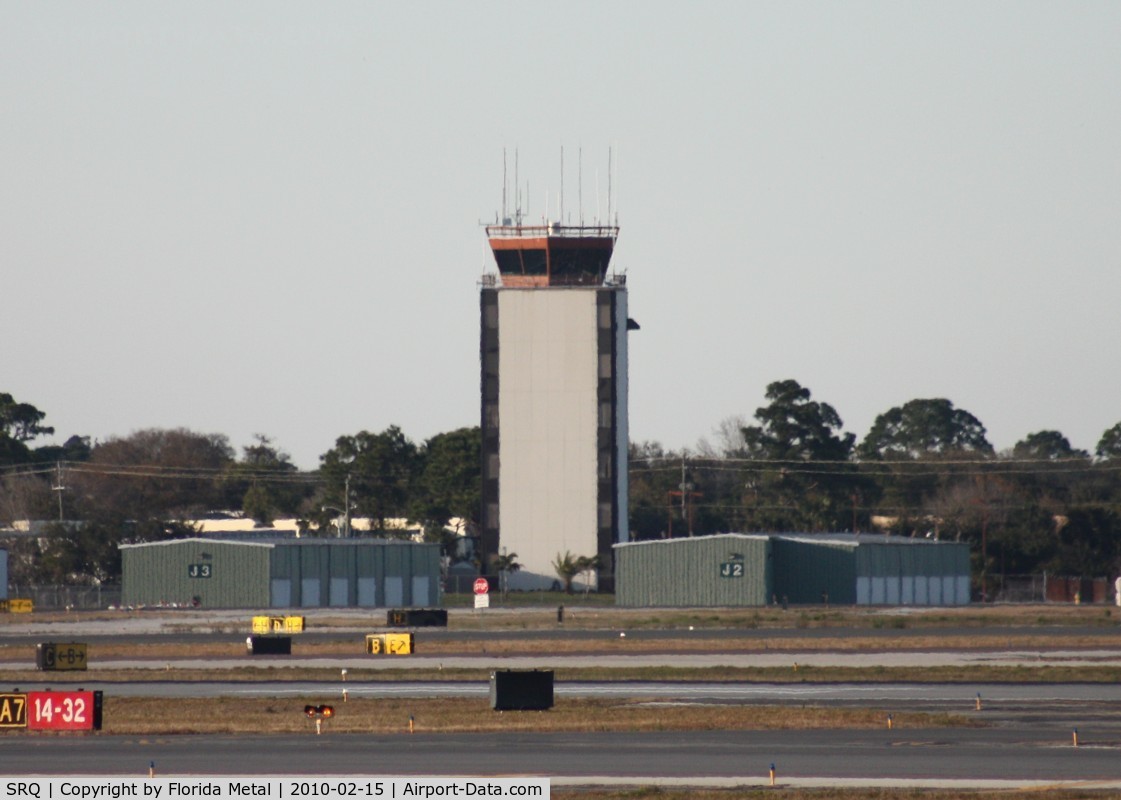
3;382;1121;590
1;390;480;585
632;380;1121;591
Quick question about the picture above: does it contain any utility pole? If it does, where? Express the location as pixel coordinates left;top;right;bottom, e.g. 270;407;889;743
344;473;352;538
974;475;989;603
51;462;65;521
680;455;687;532
667;453;702;537
981;504;988;603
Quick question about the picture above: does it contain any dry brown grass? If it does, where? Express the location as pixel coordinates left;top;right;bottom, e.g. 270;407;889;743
246;603;1120;633
89;696;971;736
234;630;1121;654
4;663;1121;685
1;630;1117;663
2;603;1117;633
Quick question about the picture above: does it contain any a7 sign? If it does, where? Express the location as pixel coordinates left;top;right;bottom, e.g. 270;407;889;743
0;693;27;728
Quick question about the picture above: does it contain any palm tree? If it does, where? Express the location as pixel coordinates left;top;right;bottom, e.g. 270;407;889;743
493;551;520;598
552;551;580;594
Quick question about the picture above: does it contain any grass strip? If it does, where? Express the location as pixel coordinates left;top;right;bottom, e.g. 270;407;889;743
5;603;1119;633
4;630;1120;660
34;697;973;736
4;664;1121;684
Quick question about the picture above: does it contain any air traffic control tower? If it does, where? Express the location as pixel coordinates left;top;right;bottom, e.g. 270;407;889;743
480;221;631;591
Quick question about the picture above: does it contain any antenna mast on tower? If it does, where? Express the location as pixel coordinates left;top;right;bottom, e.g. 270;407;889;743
560;146;564;224
607;147;613;226
578;146;583;227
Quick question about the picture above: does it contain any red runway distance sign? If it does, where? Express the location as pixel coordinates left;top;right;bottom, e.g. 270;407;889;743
27;690;100;731
473;577;490;595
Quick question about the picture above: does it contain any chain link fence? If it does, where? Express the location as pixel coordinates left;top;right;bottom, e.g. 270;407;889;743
7;584;121;610
987;574;1117;604
988;574;1047;603
5;577;1115;609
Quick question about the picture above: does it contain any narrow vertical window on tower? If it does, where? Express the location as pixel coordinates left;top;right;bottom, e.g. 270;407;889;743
598;302;612;329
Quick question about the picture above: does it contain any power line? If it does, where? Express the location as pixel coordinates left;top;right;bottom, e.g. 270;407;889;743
631;454;1113;467
630;456;1121;478
1;461;326;488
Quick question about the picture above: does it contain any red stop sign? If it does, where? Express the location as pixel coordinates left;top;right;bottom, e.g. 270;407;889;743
473;578;490;595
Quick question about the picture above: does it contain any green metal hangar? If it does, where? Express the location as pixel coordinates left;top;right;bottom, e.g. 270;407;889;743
615;533;971;607
613;534;773;607
120;538;441;609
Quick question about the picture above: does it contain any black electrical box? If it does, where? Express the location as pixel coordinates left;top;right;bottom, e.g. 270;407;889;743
246;635;292;655
387;608;448;627
490;669;554;711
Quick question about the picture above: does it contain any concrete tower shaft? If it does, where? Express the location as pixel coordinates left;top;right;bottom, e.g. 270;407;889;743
480;223;629;591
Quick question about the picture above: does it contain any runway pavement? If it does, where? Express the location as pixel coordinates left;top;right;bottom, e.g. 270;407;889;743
4;729;1121;787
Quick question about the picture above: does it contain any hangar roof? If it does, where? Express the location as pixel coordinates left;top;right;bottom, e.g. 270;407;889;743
119;537;433;550
615;532;961;550
614;533;770;550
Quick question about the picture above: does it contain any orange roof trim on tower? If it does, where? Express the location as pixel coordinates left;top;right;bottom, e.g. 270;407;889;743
486;223;619;287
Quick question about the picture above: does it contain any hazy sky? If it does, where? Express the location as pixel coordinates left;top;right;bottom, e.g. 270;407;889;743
4;2;1120;470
